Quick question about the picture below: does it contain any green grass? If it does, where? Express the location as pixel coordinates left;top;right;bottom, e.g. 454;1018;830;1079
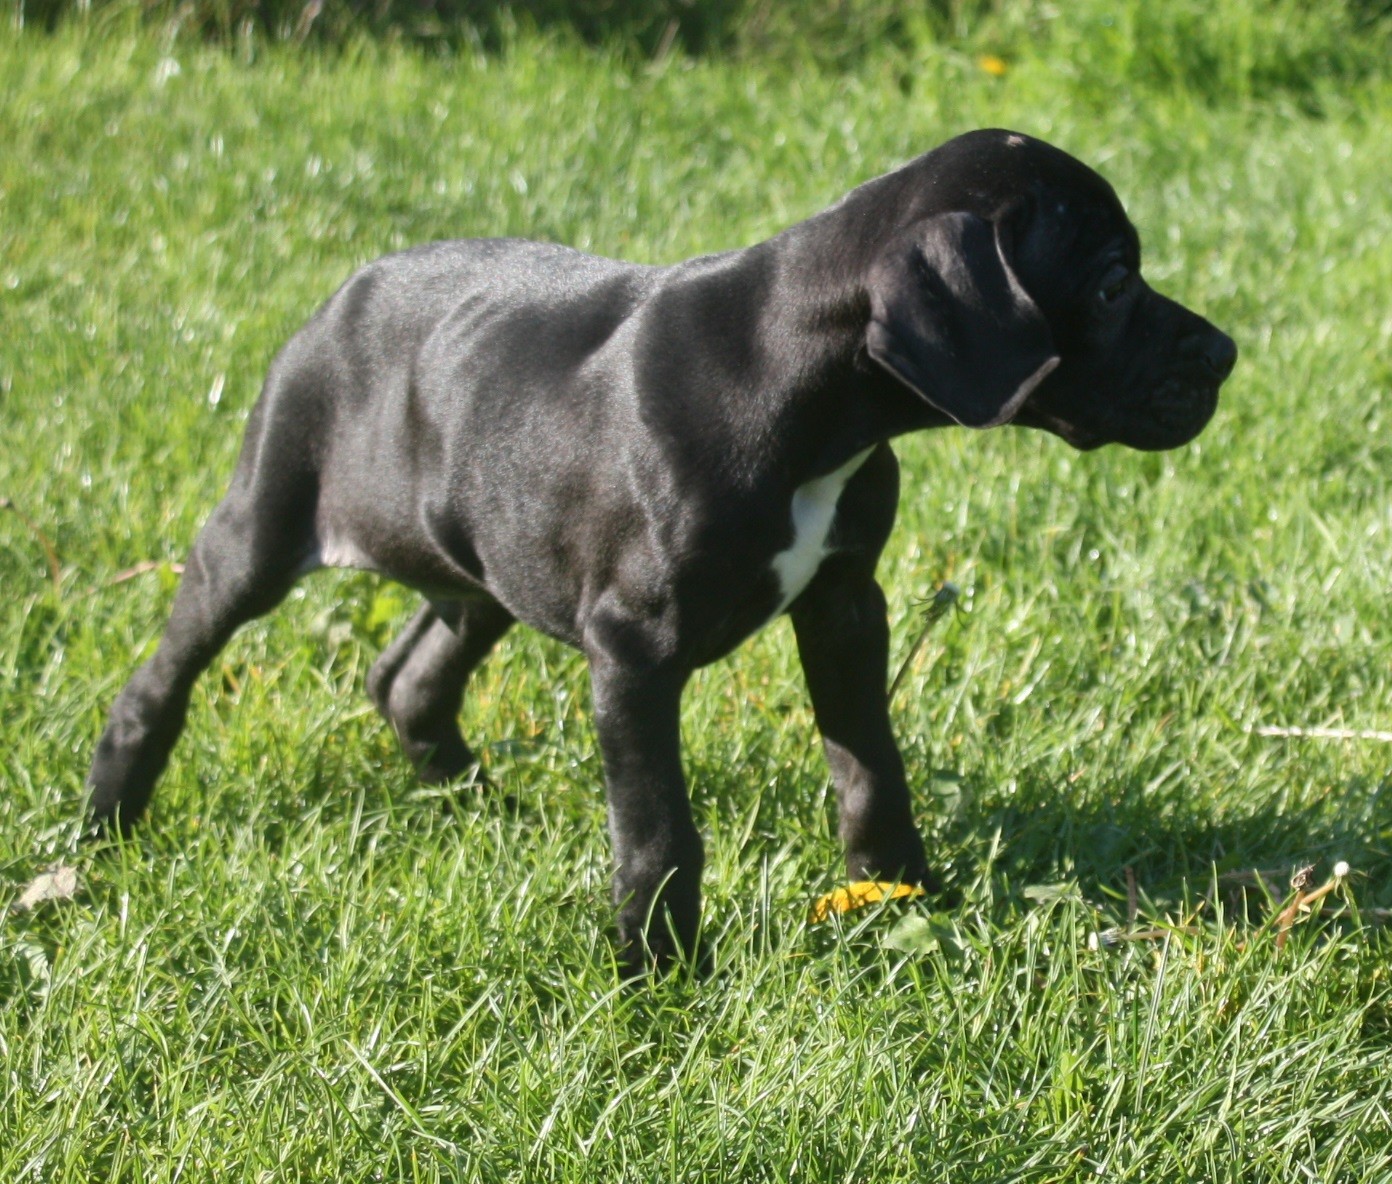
4;11;1392;1181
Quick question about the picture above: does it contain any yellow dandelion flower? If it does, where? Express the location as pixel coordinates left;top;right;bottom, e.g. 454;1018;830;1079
809;880;925;923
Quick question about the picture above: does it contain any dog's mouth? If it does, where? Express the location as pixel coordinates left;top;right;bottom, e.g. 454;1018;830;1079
1047;416;1106;451
1126;378;1220;451
1015;377;1220;453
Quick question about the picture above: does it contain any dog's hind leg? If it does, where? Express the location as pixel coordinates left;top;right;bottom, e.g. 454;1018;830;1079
86;481;314;835
366;598;514;787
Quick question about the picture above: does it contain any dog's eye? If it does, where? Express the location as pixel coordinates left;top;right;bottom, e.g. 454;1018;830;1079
1098;266;1130;304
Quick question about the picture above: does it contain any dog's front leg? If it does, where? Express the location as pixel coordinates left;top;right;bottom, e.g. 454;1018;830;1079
585;619;702;975
789;565;935;891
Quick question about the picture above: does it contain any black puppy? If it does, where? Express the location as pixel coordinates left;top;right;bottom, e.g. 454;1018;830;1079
88;130;1236;972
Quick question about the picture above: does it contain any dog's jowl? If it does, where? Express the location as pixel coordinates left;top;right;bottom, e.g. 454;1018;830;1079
88;130;1236;974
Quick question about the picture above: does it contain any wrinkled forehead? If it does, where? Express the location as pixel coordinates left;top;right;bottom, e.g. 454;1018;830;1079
1020;181;1140;274
924;130;1139;258
1020;144;1138;269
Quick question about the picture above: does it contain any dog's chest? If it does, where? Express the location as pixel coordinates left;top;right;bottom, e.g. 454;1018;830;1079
768;447;873;615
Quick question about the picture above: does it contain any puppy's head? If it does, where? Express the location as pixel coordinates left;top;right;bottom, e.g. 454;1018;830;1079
865;129;1236;451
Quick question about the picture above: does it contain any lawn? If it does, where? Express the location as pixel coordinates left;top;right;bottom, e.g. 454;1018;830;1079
3;6;1392;1180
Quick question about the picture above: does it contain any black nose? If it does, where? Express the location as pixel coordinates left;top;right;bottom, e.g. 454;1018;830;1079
1200;332;1238;381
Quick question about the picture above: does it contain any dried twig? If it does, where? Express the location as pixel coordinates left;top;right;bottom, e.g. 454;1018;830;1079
1093;861;1367;955
1276;862;1348;950
109;560;185;585
1;496;61;594
1247;724;1392;743
292;0;323;43
650;16;680;63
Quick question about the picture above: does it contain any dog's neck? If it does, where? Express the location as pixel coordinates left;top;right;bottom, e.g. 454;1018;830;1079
638;170;955;486
742;180;957;469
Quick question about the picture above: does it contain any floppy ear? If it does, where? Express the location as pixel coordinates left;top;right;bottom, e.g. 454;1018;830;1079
866;210;1059;428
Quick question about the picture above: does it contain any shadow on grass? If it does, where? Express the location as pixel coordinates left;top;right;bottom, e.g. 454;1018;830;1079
684;749;1392;929
936;767;1392;919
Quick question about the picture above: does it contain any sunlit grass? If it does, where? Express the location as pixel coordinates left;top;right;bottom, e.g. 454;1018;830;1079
2;16;1391;1181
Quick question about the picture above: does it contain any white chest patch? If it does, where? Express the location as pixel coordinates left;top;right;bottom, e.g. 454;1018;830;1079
769;447;874;615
